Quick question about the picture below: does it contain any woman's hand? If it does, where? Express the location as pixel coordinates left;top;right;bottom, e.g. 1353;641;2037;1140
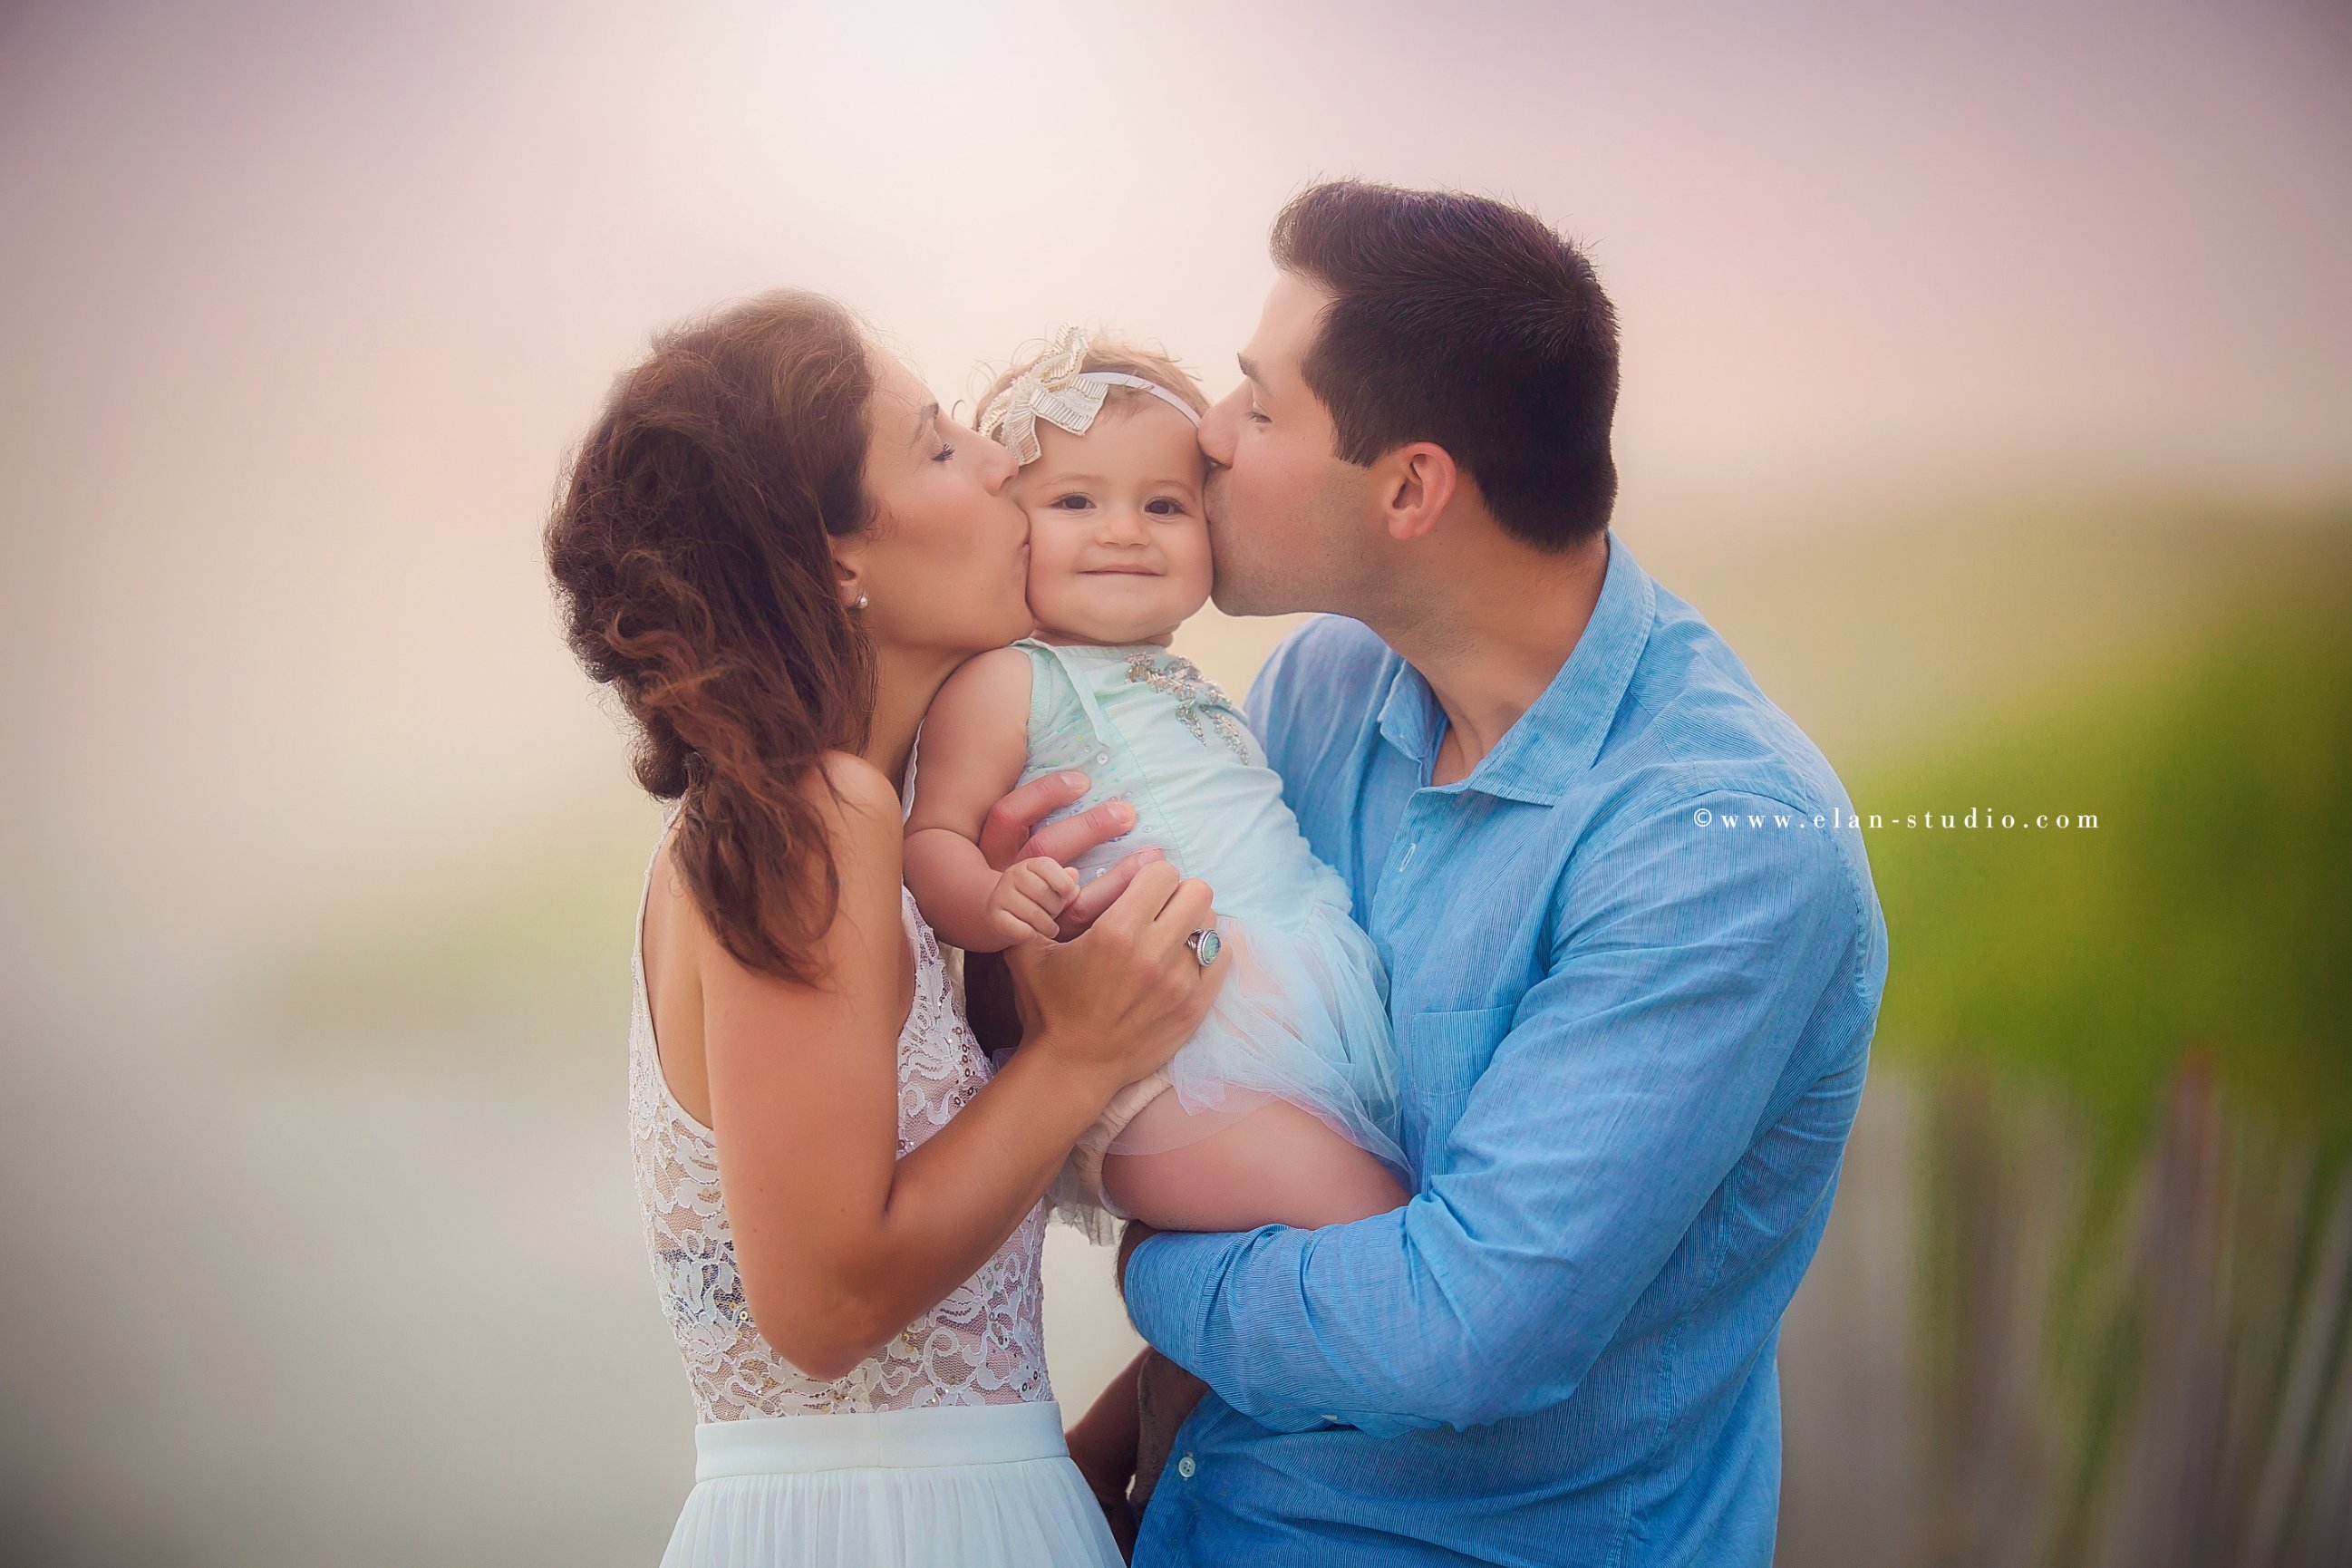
1003;859;1226;1099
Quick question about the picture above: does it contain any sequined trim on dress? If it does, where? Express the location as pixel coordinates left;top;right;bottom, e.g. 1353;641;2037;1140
1122;651;1253;760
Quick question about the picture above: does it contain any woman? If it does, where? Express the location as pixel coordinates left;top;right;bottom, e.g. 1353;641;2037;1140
546;290;1224;1566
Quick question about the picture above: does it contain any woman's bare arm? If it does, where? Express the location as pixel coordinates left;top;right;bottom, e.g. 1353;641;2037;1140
700;752;1222;1378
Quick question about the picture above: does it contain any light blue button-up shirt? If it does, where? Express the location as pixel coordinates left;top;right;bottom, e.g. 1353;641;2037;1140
1125;531;1889;1567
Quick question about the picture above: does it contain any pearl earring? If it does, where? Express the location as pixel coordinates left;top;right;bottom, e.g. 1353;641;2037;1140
853;593;868;611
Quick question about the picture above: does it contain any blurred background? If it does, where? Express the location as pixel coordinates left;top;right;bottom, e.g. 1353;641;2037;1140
2;1;2347;1563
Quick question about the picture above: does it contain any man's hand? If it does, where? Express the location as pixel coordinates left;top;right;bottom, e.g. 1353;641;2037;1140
1110;1226;1206;1522
980;771;1160;937
1066;1352;1146;1559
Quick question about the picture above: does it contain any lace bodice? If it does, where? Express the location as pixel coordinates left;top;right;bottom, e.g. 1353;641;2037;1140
627;823;1053;1422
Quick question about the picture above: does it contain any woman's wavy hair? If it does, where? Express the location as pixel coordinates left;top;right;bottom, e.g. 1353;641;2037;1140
546;289;877;984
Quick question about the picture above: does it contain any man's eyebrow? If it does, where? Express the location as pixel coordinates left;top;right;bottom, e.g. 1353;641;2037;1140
912;402;940;447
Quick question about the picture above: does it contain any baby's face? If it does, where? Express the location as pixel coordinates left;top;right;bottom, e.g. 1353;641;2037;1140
1012;398;1212;645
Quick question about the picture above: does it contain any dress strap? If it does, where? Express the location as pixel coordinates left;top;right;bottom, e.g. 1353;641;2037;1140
1011;637;1121;754
634;799;687;983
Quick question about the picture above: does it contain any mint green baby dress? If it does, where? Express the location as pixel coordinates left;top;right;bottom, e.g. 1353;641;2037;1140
1007;637;1404;1234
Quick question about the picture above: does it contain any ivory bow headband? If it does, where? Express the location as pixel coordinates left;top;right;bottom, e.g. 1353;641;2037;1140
976;325;1201;465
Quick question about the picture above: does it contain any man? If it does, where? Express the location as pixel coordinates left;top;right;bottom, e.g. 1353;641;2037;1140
993;179;1887;1566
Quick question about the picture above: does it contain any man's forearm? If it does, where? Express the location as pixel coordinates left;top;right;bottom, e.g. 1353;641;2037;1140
1123;1207;1560;1434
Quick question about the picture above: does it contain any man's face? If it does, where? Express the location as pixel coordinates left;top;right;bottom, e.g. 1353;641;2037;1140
1197;272;1374;617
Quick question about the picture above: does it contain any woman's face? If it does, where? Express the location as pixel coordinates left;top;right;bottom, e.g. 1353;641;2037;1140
844;352;1032;658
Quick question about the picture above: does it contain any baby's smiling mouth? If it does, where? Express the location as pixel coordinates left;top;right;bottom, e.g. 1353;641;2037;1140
1081;565;1161;576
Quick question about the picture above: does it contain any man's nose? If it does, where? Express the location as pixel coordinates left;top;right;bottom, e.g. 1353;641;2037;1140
1198;385;1244;467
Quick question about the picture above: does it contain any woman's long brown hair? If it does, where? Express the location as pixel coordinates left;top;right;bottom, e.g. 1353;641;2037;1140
546;290;877;983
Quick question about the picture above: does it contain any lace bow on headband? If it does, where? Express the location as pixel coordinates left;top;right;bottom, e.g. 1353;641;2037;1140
977;324;1201;465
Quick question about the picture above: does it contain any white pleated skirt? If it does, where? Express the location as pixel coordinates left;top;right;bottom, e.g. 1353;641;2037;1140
657;1399;1123;1568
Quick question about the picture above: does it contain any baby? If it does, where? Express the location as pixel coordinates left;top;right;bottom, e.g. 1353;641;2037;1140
904;325;1408;1242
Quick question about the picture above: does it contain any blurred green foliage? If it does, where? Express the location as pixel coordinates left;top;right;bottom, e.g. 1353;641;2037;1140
1861;559;2352;1148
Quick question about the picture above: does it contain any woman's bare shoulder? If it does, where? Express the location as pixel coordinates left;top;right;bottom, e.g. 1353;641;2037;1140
810;749;903;815
679;754;905;1004
806;750;907;882
657;756;899;925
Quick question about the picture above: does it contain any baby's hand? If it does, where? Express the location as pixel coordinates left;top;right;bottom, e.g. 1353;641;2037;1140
989;857;1082;946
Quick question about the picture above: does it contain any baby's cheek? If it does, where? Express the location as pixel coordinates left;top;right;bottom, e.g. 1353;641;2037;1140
1173;530;1216;592
1024;549;1078;604
1021;551;1095;631
1017;521;1063;586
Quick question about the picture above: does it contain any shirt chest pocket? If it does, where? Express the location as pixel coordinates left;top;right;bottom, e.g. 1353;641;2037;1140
1399;1002;1516;1169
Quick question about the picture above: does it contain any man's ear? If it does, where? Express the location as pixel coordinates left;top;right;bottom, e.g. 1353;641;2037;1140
1377;441;1459;544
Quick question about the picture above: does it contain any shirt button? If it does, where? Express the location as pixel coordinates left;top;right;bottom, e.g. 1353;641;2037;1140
1095;750;1111;765
1175;1454;1195;1480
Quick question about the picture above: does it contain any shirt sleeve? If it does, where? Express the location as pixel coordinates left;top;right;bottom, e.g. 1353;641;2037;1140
1121;789;1860;1434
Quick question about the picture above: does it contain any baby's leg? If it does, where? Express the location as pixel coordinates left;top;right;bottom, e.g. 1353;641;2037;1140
1101;1093;1408;1233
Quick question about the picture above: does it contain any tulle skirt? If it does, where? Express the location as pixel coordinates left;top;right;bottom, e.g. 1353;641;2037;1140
657;1400;1121;1568
1158;897;1402;1164
1047;895;1405;1236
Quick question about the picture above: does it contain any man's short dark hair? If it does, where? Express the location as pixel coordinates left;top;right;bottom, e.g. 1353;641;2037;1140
1270;179;1620;550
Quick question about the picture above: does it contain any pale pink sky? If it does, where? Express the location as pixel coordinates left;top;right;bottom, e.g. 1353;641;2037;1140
1;0;2346;990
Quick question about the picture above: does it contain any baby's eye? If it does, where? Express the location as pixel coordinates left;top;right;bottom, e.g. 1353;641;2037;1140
1050;494;1093;510
1145;498;1189;518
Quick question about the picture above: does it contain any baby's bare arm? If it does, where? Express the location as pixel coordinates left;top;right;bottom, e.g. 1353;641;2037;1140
905;648;1044;952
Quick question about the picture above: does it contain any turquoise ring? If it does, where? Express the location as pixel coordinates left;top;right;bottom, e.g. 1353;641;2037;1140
1185;928;1222;967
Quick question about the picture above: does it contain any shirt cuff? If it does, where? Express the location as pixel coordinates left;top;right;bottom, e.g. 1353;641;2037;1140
1124;1225;1258;1359
1126;1224;1356;1434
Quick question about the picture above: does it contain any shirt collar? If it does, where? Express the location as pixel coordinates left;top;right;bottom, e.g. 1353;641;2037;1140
1374;529;1656;806
1374;648;1445;764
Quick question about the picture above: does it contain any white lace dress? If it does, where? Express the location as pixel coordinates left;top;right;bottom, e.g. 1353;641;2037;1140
629;814;1120;1567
